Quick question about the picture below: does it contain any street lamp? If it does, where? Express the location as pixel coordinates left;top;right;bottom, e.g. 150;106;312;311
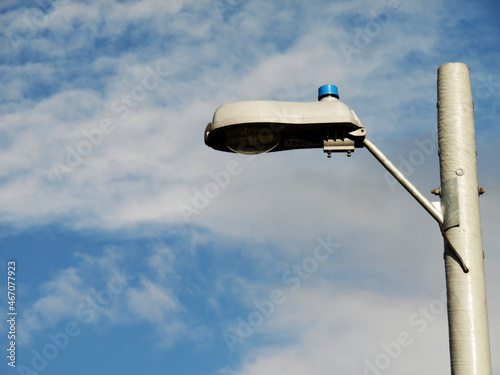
204;63;492;374
205;84;366;157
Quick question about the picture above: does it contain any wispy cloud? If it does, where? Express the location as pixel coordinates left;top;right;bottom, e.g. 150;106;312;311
220;283;451;374
2;0;494;238
18;242;194;350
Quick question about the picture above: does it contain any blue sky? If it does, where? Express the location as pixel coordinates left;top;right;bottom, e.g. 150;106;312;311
1;0;500;374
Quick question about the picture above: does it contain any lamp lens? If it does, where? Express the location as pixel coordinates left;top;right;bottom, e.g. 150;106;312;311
225;125;281;155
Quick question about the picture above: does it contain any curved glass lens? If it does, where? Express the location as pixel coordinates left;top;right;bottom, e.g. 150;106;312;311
225;125;281;155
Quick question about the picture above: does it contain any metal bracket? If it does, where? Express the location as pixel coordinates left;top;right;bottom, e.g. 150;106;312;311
441;178;460;231
440;223;469;273
323;138;355;158
439;177;468;273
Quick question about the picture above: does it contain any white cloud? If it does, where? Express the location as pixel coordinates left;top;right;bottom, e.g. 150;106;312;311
148;245;177;281
220;282;451;374
16;241;204;352
2;0;492;239
127;278;180;323
18;246;133;341
19;267;95;344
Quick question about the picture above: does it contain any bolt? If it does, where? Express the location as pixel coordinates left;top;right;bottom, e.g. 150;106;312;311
431;188;441;196
479;187;485;195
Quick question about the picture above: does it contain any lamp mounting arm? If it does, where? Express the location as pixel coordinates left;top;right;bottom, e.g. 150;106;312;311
362;138;468;273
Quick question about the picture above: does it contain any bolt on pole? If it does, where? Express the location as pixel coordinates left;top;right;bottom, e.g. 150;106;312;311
437;63;492;374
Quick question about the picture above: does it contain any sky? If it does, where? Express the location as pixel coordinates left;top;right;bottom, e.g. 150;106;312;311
1;0;500;374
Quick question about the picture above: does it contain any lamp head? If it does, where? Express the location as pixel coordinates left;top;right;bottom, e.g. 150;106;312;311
205;86;366;157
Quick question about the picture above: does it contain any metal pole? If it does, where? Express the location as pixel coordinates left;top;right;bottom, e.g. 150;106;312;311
437;63;491;374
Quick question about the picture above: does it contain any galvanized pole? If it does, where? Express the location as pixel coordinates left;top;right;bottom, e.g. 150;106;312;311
437;63;491;374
